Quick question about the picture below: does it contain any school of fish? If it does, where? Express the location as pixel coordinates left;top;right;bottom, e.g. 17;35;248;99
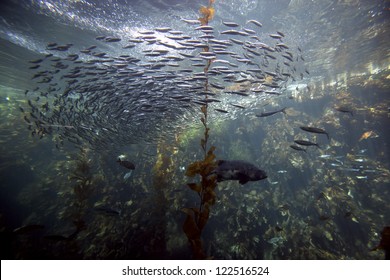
22;17;308;150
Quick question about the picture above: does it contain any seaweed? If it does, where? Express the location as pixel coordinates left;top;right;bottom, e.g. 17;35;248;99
182;0;218;259
67;148;92;238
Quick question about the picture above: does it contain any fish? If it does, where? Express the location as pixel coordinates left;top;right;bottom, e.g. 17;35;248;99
23;14;304;151
212;160;267;185
371;226;390;259
246;19;263;27
294;139;320;148
94;206;121;216
358;130;378;141
123;170;133;180
256;107;286;117
335;106;353;116
300;126;330;140
222;21;239;27
214;108;229;113
13;224;45;235
290;145;306;153
117;158;135;170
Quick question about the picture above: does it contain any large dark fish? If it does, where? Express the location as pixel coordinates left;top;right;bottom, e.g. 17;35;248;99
371;226;390;260
213;160;267;185
300;126;330;140
117;158;135;170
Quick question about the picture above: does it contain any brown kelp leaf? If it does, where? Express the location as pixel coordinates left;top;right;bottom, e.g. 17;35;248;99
183;214;201;240
185;161;201;177
203;189;216;205
198;204;210;231
187;183;201;193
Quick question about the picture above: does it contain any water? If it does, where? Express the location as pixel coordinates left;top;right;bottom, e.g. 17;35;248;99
0;0;389;259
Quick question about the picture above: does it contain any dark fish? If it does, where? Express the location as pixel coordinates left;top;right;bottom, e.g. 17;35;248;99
371;226;390;259
13;224;45;235
319;215;331;221
256;107;286;117
212;160;267;185
230;103;245;109
104;37;121;42
94;206;121;216
275;225;283;232
294;139;320;148
335;106;353;116
290;145;306;153
44;235;69;241
117;158;135;169
300;126;330;140
29;58;43;64
214;108;229;113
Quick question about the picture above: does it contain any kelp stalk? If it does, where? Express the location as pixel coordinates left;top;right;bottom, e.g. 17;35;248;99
182;0;218;259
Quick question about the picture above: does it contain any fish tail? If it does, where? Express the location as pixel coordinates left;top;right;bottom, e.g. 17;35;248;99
281;107;287;114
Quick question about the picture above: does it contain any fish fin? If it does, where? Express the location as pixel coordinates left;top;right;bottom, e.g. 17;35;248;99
238;175;249;185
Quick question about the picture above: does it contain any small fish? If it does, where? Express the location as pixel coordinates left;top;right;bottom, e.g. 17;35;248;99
359;130;378;141
294;139;320;148
318;154;331;159
300;126;330;140
256;107;286;117
356;175;368;180
180;18;200;25
94;206;121;216
124;170;133;180
104;37;121;42
230;103;245;109
29;58;43;64
13;224;45;235
222;21;239;27
214;108;229;113
290;145;306;153
335;106;353;116
246;19;263;27
117;158;135;169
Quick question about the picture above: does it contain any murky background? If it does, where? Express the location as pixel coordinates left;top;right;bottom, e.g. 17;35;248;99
0;0;389;259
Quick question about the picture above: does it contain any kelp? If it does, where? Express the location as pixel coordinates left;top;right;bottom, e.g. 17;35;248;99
67;148;92;238
182;0;218;259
